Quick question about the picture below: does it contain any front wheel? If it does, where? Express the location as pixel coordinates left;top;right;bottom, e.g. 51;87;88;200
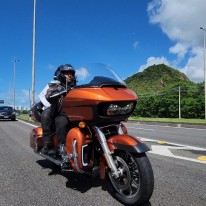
106;151;154;206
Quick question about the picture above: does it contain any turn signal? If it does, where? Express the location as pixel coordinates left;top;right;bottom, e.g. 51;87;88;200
79;121;86;128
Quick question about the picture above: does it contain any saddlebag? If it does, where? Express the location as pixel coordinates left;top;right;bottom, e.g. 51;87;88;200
30;127;44;151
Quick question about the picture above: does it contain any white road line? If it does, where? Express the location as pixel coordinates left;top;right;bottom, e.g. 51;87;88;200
141;137;206;164
140;137;206;150
126;126;155;131
17;119;37;127
149;148;206;164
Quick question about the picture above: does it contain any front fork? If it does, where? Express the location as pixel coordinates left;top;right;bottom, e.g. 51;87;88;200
94;126;123;178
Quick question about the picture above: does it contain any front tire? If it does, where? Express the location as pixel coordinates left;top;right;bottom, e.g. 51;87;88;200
106;151;154;206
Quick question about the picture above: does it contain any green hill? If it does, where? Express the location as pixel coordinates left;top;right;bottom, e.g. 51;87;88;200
125;64;195;95
124;64;204;118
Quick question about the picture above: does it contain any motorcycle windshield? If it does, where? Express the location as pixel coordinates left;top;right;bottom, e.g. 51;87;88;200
75;63;127;88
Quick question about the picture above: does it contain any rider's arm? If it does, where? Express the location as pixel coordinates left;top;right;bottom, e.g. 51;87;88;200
39;84;51;109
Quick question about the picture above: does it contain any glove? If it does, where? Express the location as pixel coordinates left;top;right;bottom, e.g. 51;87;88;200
45;84;67;103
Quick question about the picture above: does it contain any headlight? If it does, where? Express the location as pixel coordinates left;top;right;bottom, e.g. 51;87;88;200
12;112;16;115
99;101;135;116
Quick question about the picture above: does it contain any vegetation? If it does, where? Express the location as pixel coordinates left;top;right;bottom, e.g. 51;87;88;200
125;64;205;119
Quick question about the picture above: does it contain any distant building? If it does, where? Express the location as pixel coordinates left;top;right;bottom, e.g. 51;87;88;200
14;106;30;111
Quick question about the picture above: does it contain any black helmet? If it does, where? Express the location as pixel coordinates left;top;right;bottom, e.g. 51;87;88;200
54;64;76;85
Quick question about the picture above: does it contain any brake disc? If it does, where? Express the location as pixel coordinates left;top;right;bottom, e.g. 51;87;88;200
109;156;131;190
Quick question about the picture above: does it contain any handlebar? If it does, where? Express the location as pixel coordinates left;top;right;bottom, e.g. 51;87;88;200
50;90;67;98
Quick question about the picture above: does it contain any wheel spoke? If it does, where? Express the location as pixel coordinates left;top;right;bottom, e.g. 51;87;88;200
107;151;154;205
131;178;139;188
109;152;141;197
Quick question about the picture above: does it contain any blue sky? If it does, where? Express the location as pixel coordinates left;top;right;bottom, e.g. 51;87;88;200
0;0;206;108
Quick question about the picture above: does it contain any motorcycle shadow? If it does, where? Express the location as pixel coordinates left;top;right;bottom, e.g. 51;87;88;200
36;159;107;193
140;202;151;206
36;159;152;206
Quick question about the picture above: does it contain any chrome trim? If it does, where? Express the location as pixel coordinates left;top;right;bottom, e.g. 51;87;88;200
37;152;63;166
94;126;119;178
117;124;124;134
82;144;88;166
36;150;73;171
72;140;84;173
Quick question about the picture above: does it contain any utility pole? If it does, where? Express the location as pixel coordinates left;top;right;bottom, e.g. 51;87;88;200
29;89;31;107
32;0;36;105
13;59;19;110
200;27;206;119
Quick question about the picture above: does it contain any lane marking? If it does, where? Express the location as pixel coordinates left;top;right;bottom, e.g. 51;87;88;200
197;156;206;161
126;126;155;131
151;145;173;156
157;141;167;144
140;137;206;150
140;137;206;164
149;149;206;164
17;119;38;127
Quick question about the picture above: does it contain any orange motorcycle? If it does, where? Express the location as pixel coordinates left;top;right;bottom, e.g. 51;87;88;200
30;63;154;206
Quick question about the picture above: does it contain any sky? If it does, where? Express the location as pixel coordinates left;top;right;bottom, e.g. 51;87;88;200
0;0;206;108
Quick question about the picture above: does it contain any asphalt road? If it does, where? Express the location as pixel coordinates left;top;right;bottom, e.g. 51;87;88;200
0;120;206;206
125;121;206;148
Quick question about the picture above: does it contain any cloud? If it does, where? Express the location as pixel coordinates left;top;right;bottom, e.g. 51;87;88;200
181;47;204;82
133;41;139;50
169;43;188;60
15;89;32;107
75;67;90;81
146;0;206;82
139;56;170;72
48;64;56;71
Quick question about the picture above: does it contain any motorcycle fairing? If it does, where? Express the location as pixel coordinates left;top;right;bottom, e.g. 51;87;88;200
62;87;137;124
107;134;150;153
65;127;94;171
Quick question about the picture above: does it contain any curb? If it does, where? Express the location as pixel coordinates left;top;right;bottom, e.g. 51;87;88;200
128;120;206;129
18;118;206;130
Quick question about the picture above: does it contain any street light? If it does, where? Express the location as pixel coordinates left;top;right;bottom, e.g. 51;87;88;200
13;59;19;109
200;27;206;119
32;0;36;105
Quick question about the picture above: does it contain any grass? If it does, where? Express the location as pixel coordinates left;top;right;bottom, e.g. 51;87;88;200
17;114;37;124
18;114;206;125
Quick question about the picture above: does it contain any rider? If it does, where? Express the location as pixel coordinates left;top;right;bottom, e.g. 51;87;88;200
39;64;76;155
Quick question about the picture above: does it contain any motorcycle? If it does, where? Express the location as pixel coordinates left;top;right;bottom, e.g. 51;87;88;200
30;63;154;206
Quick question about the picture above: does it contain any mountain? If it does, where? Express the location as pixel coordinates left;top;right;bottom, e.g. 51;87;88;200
125;64;195;95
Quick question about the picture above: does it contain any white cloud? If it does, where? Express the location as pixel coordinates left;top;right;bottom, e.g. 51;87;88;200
75;67;90;81
15;89;32;106
181;47;204;82
48;64;55;71
139;56;170;72
133;41;139;50
146;0;206;82
169;43;188;60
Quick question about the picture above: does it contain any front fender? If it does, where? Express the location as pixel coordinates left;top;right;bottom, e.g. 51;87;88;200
107;134;149;153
